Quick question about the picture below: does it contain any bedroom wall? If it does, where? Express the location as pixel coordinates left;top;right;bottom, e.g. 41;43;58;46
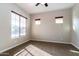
31;8;72;44
72;4;79;49
0;3;31;53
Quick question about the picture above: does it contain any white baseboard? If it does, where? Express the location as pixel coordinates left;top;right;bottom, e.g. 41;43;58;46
0;40;30;53
71;43;79;49
31;39;71;45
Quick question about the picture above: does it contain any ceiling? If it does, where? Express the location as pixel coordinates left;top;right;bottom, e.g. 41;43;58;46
16;3;75;14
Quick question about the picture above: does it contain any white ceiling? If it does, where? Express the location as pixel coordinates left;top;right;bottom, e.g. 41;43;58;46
16;3;75;14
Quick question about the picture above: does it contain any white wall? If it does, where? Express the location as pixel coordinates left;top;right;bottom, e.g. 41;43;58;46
0;3;30;53
72;4;79;49
31;8;72;44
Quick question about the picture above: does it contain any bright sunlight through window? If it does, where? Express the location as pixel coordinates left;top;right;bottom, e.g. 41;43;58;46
55;16;63;24
11;11;26;39
55;18;63;24
35;19;40;25
35;21;40;25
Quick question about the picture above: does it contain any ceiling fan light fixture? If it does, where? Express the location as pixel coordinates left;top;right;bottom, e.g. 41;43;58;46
41;3;45;4
35;3;48;7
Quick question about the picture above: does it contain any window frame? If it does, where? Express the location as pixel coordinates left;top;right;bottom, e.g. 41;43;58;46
35;19;41;25
11;11;27;39
55;16;63;24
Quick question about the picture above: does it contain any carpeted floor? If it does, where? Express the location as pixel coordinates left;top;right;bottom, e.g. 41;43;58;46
4;40;79;56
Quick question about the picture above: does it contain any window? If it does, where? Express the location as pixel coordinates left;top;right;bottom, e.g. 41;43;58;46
35;19;40;25
55;16;63;24
20;17;26;35
11;11;27;39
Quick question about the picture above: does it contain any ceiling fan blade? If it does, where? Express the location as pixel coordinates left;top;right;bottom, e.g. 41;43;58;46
44;3;48;7
36;3;40;6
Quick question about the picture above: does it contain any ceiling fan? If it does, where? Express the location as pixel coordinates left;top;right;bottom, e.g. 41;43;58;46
35;3;48;7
